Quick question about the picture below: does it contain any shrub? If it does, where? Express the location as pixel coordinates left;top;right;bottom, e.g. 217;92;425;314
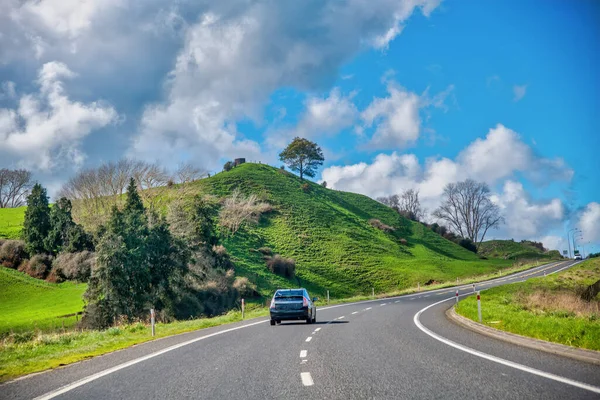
301;183;310;193
212;245;228;257
19;254;53;279
257;247;272;256
280;165;285;170
233;276;257;297
219;189;272;235
399;238;408;245
321;181;327;188
368;219;395;233
457;238;477;253
223;161;233;172
0;240;27;269
266;254;296;278
51;251;96;282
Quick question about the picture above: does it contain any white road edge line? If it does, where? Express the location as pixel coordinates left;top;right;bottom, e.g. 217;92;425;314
301;372;314;386
300;350;307;358
306;336;312;342
413;297;600;395
32;319;269;400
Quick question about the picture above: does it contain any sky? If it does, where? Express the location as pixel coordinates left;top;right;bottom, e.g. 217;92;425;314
0;0;598;254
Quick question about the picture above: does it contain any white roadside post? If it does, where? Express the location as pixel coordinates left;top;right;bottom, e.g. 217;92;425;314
327;290;330;304
372;288;375;298
455;290;459;304
472;283;476;293
150;308;155;337
477;292;482;323
418;282;420;292
241;298;245;320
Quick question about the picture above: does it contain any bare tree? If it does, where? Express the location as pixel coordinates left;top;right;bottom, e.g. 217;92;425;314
0;169;33;208
399;189;423;221
433;179;503;247
176;162;206;185
376;194;400;211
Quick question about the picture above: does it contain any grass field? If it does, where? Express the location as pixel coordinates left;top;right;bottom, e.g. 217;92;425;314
456;258;600;350
0;206;25;239
0;268;87;335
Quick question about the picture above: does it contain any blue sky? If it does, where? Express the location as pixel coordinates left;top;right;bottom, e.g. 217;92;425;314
0;0;598;253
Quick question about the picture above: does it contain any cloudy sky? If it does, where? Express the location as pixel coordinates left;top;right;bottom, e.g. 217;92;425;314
0;0;598;253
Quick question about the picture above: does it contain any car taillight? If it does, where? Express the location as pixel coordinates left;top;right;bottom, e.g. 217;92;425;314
270;299;275;309
303;297;308;307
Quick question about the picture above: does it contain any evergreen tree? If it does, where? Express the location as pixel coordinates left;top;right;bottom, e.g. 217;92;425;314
23;183;51;256
83;180;190;328
45;197;74;255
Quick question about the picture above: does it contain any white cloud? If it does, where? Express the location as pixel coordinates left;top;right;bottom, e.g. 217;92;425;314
513;84;527;102
578;202;600;243
0;61;118;171
322;124;572;238
131;1;442;170
362;83;421;149
490;181;564;238
0;81;17;100
537;235;568;253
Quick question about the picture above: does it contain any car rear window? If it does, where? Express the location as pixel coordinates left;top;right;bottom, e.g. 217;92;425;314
275;290;304;300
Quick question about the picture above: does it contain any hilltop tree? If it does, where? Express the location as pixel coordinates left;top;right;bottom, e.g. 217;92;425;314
433;179;503;247
45;197;93;255
22;183;51;256
279;137;324;181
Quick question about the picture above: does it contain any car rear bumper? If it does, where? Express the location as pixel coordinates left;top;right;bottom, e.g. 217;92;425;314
270;308;310;320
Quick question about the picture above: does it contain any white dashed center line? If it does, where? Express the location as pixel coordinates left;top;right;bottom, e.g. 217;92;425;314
300;350;307;358
365;307;372;310
338;316;345;319
352;311;358;314
380;303;386;306
306;336;312;342
394;300;400;303
301;372;314;386
409;298;415;300
314;328;321;332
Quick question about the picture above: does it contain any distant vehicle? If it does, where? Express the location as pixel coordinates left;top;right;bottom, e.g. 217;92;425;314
270;288;317;325
574;254;582;260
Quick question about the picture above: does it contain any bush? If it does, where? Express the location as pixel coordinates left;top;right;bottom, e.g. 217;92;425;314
321;181;327;188
223;161;233;172
0;240;27;269
212;245;228;257
399;238;408;245
19;254;53;279
457;238;477;253
368;219;395;233
219;189;272;235
233;276;257;297
301;183;310;193
257;247;272;256
50;251;96;282
266;254;296;278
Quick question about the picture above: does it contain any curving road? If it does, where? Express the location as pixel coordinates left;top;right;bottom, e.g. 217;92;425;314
2;260;599;400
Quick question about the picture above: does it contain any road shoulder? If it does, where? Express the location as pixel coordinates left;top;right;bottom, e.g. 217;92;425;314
447;306;600;366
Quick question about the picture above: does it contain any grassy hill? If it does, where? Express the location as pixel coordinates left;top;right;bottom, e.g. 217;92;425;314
0;206;25;239
185;163;510;297
0;267;86;334
478;239;561;261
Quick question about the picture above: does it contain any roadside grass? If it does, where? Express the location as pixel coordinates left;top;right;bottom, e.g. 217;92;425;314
0;206;25;239
0;260;550;383
478;239;557;260
0;268;87;335
456;258;600;351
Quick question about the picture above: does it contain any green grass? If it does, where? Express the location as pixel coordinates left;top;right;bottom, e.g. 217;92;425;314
0;268;87;334
456;258;600;351
478;239;560;260
0;206;25;239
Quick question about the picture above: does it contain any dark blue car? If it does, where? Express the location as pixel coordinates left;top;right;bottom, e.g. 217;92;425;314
269;288;317;325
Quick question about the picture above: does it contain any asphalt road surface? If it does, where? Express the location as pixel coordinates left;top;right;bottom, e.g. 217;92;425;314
2;260;599;400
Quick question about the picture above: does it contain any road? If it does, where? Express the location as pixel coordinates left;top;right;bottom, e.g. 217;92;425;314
2;260;599;400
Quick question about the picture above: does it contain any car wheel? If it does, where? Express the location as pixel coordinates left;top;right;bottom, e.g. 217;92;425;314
306;317;312;324
276;320;281;324
312;314;316;323
270;319;275;326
